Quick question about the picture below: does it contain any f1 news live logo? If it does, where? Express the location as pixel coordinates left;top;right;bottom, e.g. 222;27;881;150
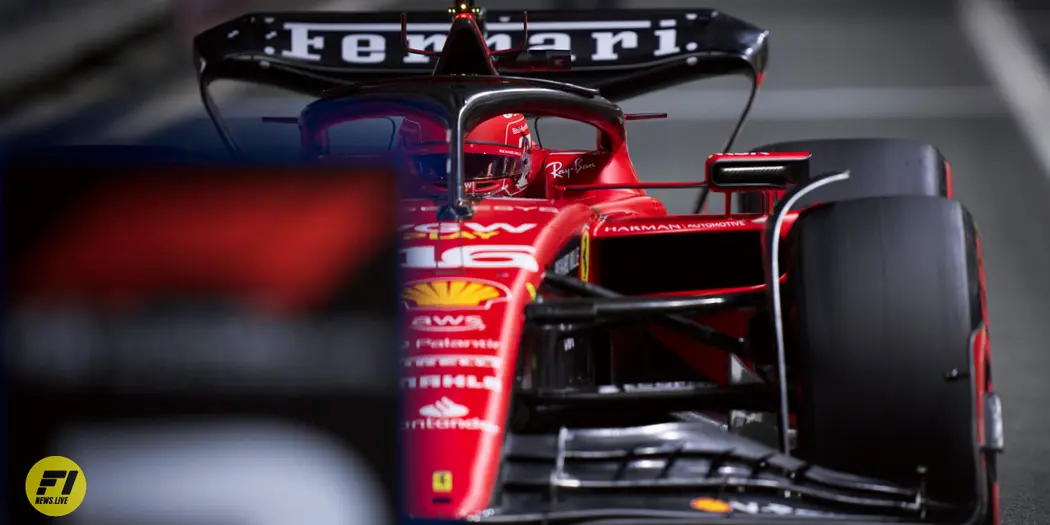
25;456;87;517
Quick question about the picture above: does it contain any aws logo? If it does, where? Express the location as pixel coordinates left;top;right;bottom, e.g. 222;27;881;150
411;314;486;332
402;278;510;310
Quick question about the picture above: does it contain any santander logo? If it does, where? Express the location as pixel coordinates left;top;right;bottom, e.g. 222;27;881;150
420;396;469;418
404;396;501;434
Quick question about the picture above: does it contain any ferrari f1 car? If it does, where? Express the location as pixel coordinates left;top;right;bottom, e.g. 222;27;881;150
195;2;1004;523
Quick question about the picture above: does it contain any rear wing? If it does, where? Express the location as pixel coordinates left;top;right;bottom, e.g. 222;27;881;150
193;8;769;102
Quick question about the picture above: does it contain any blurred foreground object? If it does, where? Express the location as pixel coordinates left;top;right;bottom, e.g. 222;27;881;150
6;147;399;525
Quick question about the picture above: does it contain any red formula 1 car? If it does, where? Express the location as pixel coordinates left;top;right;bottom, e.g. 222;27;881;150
195;2;1003;523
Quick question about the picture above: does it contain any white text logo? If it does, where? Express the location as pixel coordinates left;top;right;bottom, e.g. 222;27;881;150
400;222;536;241
403;396;500;434
410;315;486;332
411;338;501;350
402;204;558;214
552;246;581;275
548;157;597;179
401;245;538;271
402;374;501;392
601;221;747;233
402;355;502;368
278;23;683;65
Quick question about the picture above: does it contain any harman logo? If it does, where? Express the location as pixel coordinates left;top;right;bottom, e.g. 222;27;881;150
402;278;510;309
602;221;747;233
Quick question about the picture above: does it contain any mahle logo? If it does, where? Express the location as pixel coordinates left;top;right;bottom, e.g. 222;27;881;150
26;456;87;517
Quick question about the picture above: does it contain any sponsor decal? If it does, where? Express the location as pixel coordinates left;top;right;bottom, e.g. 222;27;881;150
400;222;536;241
516;133;533;189
402;374;501;392
690;498;731;513
548;157;598;179
402;204;558;214
723;500;843;517
410;314;486;332
432;471;452;493
712;152;774;157
412;338;501;350
402;278;510;309
278;22;686;66
552;245;581;276
526;282;537;300
580;229;591;281
598;381;703;393
690;497;843;517
402;354;502;368
515;171;529;190
403;396;500;434
486;204;556;213
601;220;748;233
401;245;539;271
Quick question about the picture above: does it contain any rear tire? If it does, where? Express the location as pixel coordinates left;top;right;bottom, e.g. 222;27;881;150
788;195;983;506
739;138;951;213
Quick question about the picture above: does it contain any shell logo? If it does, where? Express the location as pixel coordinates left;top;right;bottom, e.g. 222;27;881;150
402;278;511;309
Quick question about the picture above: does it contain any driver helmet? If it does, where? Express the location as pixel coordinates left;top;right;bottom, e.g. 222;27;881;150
403;114;535;196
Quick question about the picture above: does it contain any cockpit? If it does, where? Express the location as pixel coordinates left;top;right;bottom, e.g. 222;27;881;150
292;77;629;203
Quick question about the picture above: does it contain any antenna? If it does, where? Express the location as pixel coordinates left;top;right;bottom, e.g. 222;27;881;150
401;13;442;56
491;11;528;56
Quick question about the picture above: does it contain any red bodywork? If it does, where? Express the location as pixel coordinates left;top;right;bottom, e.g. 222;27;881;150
387;8;818;520
383;8;998;521
398;132;814;516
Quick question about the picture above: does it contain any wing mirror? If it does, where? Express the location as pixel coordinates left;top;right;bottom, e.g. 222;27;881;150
705;152;811;191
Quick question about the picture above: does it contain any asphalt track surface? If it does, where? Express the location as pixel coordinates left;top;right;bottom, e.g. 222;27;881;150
9;0;1050;523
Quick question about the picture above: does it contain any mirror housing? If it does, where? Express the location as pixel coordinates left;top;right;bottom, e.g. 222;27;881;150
705;152;811;191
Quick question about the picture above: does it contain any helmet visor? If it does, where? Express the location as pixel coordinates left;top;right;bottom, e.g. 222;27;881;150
413;153;523;182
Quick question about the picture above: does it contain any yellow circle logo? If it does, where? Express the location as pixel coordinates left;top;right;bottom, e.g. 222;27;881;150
26;456;86;517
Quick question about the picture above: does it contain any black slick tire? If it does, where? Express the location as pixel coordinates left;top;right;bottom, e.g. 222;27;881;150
788;195;982;506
